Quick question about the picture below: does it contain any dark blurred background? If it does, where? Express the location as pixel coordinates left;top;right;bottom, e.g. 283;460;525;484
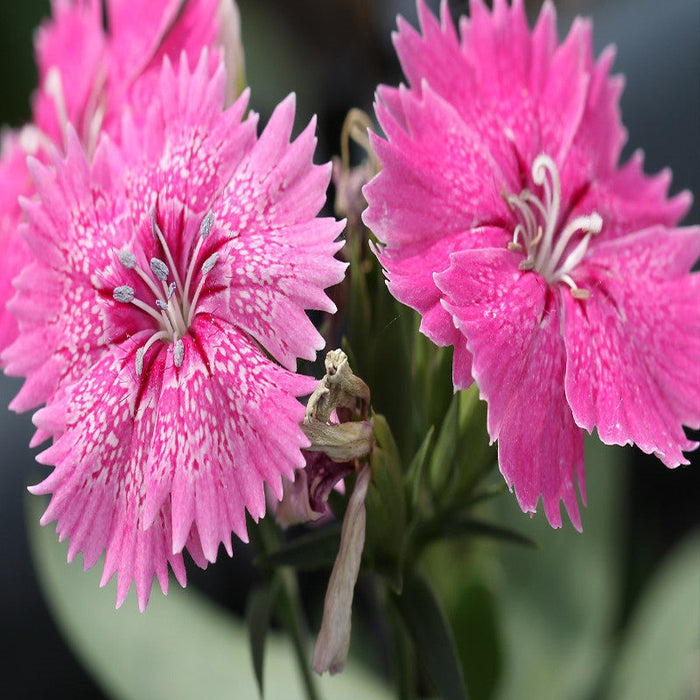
0;1;698;698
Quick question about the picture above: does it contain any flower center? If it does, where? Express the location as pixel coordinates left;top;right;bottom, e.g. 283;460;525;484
504;154;602;299
112;210;218;375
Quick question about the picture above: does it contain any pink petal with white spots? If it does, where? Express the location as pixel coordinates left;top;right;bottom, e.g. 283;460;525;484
438;249;584;528
363;83;512;250
141;317;313;561
30;335;187;611
33;0;106;144
563;226;700;466
212;94;346;369
574;151;693;243
4;133;129;409
377;226;509;351
0;132;33;359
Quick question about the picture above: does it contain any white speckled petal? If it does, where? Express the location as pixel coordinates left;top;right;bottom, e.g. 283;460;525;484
141;316;314;562
3;131;129;410
30;334;187;612
210;95;347;369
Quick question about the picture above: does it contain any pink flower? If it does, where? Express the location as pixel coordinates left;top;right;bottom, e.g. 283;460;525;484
363;0;700;529
0;0;242;359
4;53;345;609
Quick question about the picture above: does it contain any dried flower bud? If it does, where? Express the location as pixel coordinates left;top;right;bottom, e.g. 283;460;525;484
275;452;354;528
305;349;370;424
302;420;374;463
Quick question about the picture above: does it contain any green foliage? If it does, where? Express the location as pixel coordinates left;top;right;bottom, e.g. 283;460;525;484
26;495;391;700
246;580;280;697
393;572;468;700
255;525;341;572
604;530;700;700
363;414;407;592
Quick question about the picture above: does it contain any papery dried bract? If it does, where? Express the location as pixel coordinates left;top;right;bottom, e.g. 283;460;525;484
312;465;370;675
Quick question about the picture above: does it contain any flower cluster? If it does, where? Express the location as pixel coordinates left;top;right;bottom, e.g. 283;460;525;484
364;0;699;529
0;0;242;357
2;2;345;609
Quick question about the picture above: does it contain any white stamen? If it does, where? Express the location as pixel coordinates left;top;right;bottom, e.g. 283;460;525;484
135;330;170;375
182;212;217;314
200;211;215;238
150;257;170;281
113;285;135;303
187;253;219;326
150;209;184;295
503;154;602;298
135;348;145;376
119;250;137;269
174;338;185;367
115;212;224;374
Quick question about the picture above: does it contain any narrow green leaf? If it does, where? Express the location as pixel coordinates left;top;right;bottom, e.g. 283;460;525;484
438;517;538;549
450;581;502;700
364;415;407;591
394;572;468;700
428;392;459;497
405;426;435;515
246;581;280;697
451;386;494;497
255;525;342;571
386;591;418;700
275;569;320;700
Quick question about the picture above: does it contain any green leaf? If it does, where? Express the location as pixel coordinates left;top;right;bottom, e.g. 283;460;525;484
364;415;407;591
405;425;435;516
605;530;700;700
428;390;459;498
386;595;418;700
255;525;342;571
428;385;496;509
435;517;538;549
26;495;392;700
274;569;320;700
450;580;502;700
246;581;280;697
394;572;468;700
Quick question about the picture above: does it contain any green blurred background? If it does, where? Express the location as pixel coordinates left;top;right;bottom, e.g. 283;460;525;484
0;1;698;698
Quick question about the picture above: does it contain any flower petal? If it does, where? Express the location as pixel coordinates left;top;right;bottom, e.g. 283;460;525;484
141;317;313;562
564;226;700;466
438;249;584;529
30;335;186;612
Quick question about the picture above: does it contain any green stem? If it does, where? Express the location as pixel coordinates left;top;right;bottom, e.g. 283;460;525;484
276;568;320;700
252;518;320;700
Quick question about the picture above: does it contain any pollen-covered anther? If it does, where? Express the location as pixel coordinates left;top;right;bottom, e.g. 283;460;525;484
201;252;219;274
174;338;185;367
113;285;135;303
150;257;170;281
199;211;215;238
119;250;137;269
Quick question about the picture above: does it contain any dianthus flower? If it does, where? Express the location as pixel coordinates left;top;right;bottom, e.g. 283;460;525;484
364;0;700;529
0;0;242;357
4;52;345;609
